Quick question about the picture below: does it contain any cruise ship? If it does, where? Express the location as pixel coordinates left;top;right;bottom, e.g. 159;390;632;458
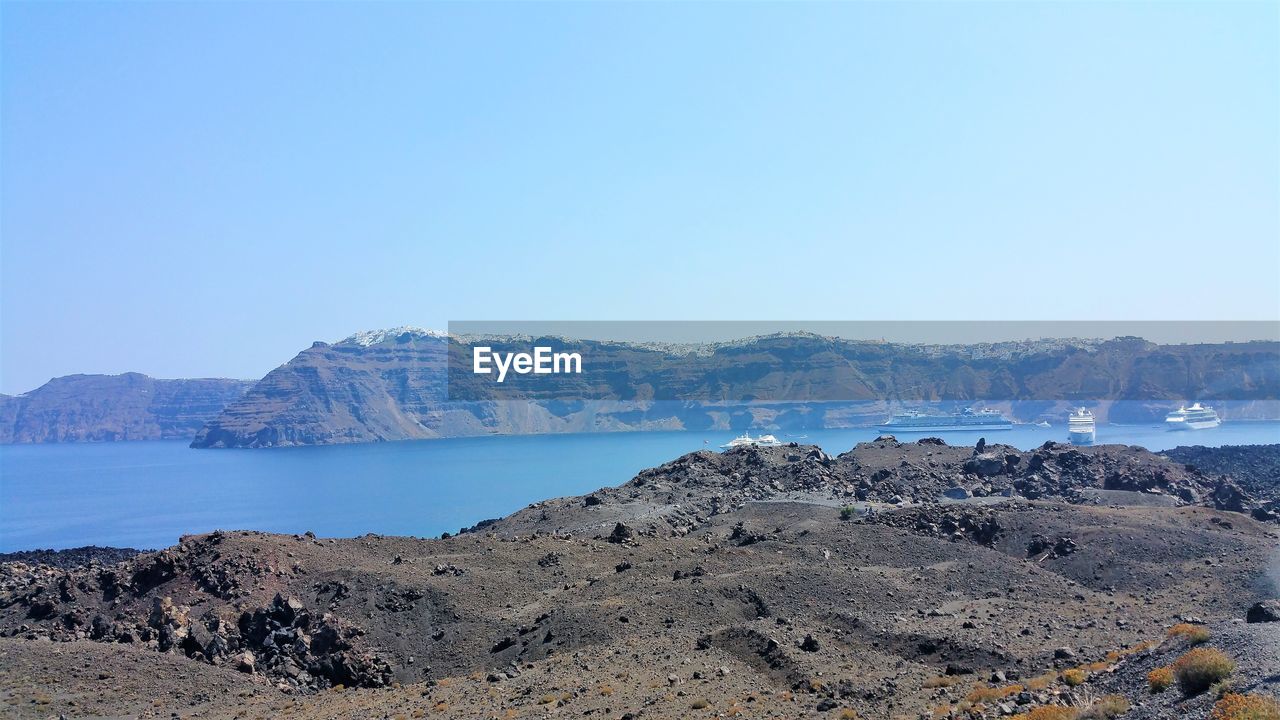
720;432;782;449
1067;407;1095;445
1165;403;1222;431
879;407;1013;433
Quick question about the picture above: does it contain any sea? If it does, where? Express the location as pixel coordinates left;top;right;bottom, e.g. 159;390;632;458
2;422;1278;553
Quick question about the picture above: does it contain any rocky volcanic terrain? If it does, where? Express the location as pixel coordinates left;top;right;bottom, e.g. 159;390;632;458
0;373;253;443
191;328;1280;448
0;440;1277;719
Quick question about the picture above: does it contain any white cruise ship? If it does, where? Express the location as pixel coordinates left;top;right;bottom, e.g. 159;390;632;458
720;432;782;449
1165;403;1222;431
880;407;1013;433
1067;407;1095;445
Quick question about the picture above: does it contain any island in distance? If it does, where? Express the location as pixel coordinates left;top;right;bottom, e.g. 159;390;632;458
1;438;1277;718
0;373;253;443
3;328;1277;448
190;328;1280;448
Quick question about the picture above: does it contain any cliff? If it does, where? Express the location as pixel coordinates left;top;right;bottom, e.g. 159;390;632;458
190;329;1280;448
0;373;254;443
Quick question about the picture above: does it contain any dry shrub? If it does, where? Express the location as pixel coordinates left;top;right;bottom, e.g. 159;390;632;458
1010;707;1077;720
690;698;710;709
1211;693;1280;720
1105;640;1155;663
839;710;859;720
1173;647;1236;696
922;675;960;689
1168;623;1211;645
1026;672;1059;691
1078;694;1131;719
1062;668;1088;687
1148;666;1174;693
965;684;1024;704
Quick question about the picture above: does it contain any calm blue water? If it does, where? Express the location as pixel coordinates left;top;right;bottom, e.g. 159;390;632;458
2;423;1278;552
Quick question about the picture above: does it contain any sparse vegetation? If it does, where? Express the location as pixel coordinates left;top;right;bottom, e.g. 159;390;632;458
840;505;858;520
1167;622;1211;645
690;698;710;709
838;710;859;720
1148;666;1174;693
922;675;960;689
1172;647;1236;696
1105;640;1155;662
1061;668;1088;687
965;684;1023;704
1212;680;1238;699
1078;694;1131;719
1211;693;1280;720
1026;672;1059;691
1009;707;1076;720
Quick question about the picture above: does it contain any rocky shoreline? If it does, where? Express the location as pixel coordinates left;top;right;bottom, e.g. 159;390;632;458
0;440;1276;719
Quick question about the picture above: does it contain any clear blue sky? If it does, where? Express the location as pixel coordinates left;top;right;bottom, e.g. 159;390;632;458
2;1;1277;394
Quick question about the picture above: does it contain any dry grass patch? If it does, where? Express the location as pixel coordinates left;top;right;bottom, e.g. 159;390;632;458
1010;707;1076;720
1173;647;1236;696
1211;693;1280;720
1061;668;1088;687
1148;666;1174;693
1105;640;1155;662
1026;672;1059;691
690;698;710;709
922;675;960;689
965;684;1024;705
1167;623;1211;645
1078;694;1131;719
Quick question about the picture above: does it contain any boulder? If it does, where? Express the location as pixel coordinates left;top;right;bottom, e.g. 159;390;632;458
1246;600;1280;623
964;452;1005;477
608;522;636;545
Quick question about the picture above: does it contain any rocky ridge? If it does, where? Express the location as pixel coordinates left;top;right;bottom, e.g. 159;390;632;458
191;329;1280;448
1;441;1276;720
0;373;253;443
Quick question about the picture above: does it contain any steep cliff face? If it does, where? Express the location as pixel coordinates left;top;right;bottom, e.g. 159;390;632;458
0;374;254;443
190;329;1280;448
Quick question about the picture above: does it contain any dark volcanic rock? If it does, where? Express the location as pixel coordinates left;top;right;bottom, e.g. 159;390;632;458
1245;600;1280;623
0;546;146;570
1165;444;1280;504
1;443;1279;718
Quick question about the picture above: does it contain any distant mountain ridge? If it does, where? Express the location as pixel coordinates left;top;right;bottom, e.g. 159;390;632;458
189;329;1280;448
0;373;254;443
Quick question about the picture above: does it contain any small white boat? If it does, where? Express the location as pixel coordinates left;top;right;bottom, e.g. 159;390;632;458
1067;408;1095;445
1165;403;1222;431
1034;421;1051;428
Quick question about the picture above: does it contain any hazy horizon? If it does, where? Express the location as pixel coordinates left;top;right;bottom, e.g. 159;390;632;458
4;2;1278;394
